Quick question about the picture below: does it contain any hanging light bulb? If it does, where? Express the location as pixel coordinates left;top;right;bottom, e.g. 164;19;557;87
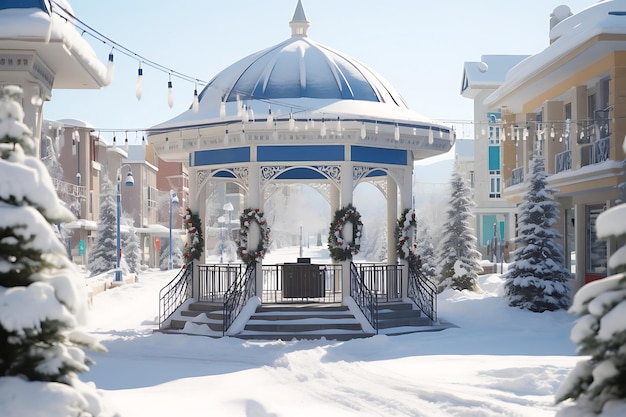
320;118;327;137
71;138;76;156
481;126;486;136
220;98;226;119
167;75;174;108
191;85;199;113
112;135;117;147
249;107;255;122
105;50;114;85
428;128;434;144
413;127;417;136
240;123;246;142
136;65;143;100
267;107;274;126
124;131;129;152
289;111;295;131
165;136;169;151
142;134;146;147
523;125;529;140
550;124;556;140
242;104;249;122
360;122;366;139
336;116;342;132
394;123;400;141
224;128;229;144
374;121;379;134
236;95;242;117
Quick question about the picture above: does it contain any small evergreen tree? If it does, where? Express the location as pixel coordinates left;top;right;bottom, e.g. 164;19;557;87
160;237;184;270
555;146;626;416
0;86;113;416
88;176;118;276
414;213;437;282
436;169;482;292
503;156;571;312
122;214;141;274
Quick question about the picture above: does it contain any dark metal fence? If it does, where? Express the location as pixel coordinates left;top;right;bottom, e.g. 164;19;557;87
158;264;193;328
357;263;402;301
223;264;256;335
261;263;341;303
350;262;377;332
197;264;242;302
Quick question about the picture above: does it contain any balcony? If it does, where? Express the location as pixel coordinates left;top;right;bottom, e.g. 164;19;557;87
52;177;87;201
588;136;610;166
555;150;572;173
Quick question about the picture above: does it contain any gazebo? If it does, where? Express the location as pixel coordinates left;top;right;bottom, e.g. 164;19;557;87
150;1;453;337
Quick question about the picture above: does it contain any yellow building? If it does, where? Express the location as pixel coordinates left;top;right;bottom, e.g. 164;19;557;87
485;2;626;290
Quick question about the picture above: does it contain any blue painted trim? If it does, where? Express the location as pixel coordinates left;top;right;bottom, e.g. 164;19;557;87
194;147;250;166
366;169;386;178
351;146;407;165
213;170;237;179
258;145;344;162
276;167;327;180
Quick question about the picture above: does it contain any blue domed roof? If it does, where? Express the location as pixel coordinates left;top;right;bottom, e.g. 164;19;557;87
198;2;408;109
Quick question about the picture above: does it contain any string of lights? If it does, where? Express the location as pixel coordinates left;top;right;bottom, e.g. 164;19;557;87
44;1;620;147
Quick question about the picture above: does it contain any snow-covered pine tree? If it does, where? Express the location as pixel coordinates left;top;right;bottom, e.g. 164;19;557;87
415;213;437;282
555;145;626;416
503;155;571;312
122;214;141;274
0;86;114;416
436;169;482;292
159;237;184;270
88;176;118;276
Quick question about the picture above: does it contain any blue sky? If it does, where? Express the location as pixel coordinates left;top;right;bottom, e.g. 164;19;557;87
45;0;594;143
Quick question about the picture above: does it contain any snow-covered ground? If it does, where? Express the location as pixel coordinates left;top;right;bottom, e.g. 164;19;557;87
83;246;581;417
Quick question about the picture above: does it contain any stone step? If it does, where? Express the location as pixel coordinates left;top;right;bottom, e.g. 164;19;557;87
188;302;224;313
377;316;433;329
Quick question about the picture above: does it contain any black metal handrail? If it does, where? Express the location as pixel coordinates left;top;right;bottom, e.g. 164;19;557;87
158;264;193;328
350;262;378;333
408;262;437;322
223;263;256;335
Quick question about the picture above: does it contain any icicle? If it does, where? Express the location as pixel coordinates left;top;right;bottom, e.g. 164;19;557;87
224;128;229;144
336;116;341;132
394;123;400;141
273;122;278;141
360;122;366;139
289;111;295;131
267;107;274;127
320;119;327;137
374;121;379;135
219;99;226;120
428;128;434;144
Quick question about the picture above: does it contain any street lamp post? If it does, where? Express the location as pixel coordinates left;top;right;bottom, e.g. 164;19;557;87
116;166;134;281
169;190;179;270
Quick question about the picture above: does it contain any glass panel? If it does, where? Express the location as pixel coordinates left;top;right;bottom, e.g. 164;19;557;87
586;205;607;274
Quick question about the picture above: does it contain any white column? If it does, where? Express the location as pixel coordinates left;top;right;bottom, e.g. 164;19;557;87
187;168;201;300
387;175;398;265
340;161;353;303
247;163;264;299
400;167;413;298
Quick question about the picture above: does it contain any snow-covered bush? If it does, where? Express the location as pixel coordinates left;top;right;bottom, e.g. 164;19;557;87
0;86;116;416
159;237;184;270
122;215;141;274
503;156;571;312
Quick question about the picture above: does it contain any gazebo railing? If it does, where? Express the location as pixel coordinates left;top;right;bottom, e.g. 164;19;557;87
261;264;341;303
357;263;402;301
198;264;242;302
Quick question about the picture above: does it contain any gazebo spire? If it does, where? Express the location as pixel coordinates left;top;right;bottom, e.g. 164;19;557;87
289;0;309;37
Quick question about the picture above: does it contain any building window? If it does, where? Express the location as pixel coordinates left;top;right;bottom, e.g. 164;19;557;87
587;205;607;275
489;170;501;198
147;186;158;209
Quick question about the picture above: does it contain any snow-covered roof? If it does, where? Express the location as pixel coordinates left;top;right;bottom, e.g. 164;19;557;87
486;0;626;112
0;0;108;90
151;1;435;132
460;55;529;99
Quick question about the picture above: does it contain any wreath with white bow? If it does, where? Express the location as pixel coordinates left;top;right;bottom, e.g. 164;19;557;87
328;204;363;262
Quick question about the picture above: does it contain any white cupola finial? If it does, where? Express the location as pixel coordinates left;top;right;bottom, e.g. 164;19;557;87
289;0;309;37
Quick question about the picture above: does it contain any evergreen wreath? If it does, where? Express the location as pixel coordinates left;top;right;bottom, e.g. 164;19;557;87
328;204;363;261
396;208;417;261
236;208;270;265
183;208;204;264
